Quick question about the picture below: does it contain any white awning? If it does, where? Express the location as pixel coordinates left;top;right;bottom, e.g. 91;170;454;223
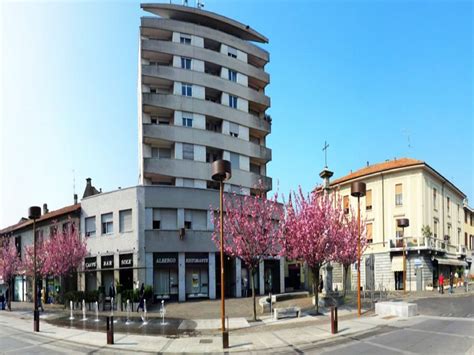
434;258;468;267
392;256;404;271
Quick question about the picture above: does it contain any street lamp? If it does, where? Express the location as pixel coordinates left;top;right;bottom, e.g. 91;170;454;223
28;206;41;332
211;159;232;349
397;218;409;294
351;181;366;317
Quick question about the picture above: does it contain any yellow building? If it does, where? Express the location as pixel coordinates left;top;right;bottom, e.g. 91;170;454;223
326;158;470;292
463;204;474;275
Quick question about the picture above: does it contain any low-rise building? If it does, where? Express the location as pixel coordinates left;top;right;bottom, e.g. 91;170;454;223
324;158;470;292
463;203;474;274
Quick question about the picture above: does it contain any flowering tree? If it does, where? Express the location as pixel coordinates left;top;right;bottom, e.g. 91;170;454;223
22;222;87;303
332;208;367;297
283;188;344;313
211;187;284;321
0;237;21;310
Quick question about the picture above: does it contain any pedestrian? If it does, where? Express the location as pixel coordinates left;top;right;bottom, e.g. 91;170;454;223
0;292;5;310
137;283;145;313
464;268;469;292
37;287;44;312
449;272;454;294
454;271;459;288
438;273;444;294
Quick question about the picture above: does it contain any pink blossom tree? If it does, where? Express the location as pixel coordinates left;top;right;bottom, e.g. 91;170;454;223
332;208;367;297
0;237;21;310
282;188;344;313
211;187;284;321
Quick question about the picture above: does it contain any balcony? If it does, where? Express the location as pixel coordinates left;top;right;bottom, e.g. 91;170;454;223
389;236;460;255
457;245;467;256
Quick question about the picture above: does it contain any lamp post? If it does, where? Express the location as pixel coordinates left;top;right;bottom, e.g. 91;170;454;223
28;206;41;332
351;181;366;317
397;218;409;294
211;159;232;349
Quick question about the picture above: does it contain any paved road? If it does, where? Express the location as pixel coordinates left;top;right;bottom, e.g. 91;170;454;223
413;293;474;318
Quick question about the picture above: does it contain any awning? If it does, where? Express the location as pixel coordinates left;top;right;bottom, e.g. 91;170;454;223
392;256;404;271
434;257;468;267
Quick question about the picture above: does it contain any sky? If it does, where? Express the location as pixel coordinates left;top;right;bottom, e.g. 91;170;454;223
1;0;472;227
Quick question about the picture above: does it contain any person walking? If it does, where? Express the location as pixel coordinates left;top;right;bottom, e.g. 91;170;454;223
137;283;145;313
464;268;469;292
37;287;44;312
438;273;444;294
449;272;454;294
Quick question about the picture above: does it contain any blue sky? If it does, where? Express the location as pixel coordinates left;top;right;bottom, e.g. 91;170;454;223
1;0;472;227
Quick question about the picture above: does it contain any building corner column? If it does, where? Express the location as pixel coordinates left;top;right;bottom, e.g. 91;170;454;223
178;252;186;302
235;258;242;298
209;252;216;299
259;260;265;295
280;258;285;294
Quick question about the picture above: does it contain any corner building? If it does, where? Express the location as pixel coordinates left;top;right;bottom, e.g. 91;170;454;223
134;4;282;301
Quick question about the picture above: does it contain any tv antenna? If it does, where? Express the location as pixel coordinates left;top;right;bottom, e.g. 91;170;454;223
402;129;412;151
72;169;76;196
197;0;204;8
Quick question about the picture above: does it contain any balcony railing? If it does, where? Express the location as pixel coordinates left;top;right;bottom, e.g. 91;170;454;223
389;236;463;255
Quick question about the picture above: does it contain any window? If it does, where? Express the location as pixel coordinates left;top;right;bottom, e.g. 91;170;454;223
153;220;161;230
152;209;161;230
250;163;260;174
227;46;237;58
182;114;193;127
150;88;157;94
158;118;170;125
180;35;191;45
119;209;132;233
185;210;193;229
49;225;58;236
343;196;349;214
101;213;113;235
85;217;95;237
153;209;177;229
447;224;451;239
466;211;468;224
62;222;70;233
229;122;239;138
433;188;437;209
433;219;438;238
228;95;238;108
395;184;403;206
181;83;192;96
151;117;157;124
230;152;239;169
366;190;372;210
159;148;171;159
395;224;404;239
367;223;373;243
183;178;194;187
457;204;460;221
181;57;191;70
458;228;461;244
447;197;450;215
228;70;237;82
184;221;192;229
183;144;194;160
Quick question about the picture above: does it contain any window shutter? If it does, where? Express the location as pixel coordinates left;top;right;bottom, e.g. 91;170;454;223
230;123;239;135
85;217;96;233
366;190;372;206
395;184;402;194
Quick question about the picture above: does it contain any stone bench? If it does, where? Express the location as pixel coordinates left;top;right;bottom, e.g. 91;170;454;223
375;302;417;317
273;306;301;320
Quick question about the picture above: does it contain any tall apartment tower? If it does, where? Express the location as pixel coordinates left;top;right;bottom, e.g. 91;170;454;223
138;3;272;195
135;4;281;301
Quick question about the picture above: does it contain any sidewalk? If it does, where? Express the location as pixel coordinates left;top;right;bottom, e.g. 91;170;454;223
0;308;404;353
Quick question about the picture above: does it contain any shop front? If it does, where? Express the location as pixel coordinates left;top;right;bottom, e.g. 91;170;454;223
14;275;27;302
101;255;114;291
285;261;303;292
241;264;259;298
185;253;209;299
153;253;179;301
119;253;134;290
84;257;98;291
264;259;281;294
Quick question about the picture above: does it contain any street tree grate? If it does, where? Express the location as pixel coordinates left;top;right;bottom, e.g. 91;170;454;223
199;339;213;344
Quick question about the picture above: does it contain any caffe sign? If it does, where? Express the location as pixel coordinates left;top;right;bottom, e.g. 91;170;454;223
101;255;114;269
84;257;97;271
119;253;133;268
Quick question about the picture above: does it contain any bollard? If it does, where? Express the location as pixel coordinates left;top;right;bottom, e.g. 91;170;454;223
106;316;114;344
222;330;229;349
330;306;338;334
33;309;39;332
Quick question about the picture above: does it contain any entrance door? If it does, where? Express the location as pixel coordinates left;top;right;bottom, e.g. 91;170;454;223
288;265;301;290
416;268;423;291
365;255;375;291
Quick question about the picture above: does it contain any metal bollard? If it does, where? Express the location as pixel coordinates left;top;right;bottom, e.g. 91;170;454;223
34;310;40;332
330;306;338;334
106;316;114;344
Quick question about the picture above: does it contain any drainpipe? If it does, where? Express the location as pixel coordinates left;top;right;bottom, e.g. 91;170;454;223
381;173;385;247
442;181;445;240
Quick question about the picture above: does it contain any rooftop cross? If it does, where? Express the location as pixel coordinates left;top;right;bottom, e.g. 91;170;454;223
322;141;329;168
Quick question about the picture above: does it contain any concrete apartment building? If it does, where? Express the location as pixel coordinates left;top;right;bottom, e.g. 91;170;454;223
324;158;470;292
79;3;283;302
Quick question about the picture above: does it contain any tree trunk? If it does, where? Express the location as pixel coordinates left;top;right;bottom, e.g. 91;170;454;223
343;264;349;298
311;264;321;314
250;269;257;321
7;278;12;311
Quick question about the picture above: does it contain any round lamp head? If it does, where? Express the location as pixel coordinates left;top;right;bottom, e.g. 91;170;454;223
28;206;41;220
211;160;232;182
397;218;409;228
350;181;366;198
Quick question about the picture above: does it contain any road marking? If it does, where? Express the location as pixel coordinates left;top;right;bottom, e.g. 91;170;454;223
420;315;474;322
408;327;474;340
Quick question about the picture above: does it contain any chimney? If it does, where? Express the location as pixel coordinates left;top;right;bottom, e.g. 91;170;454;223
74;194;78;204
86;177;92;186
43;203;49;215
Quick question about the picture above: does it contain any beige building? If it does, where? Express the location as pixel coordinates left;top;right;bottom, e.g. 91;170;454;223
463;204;474;274
327;158;470;291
